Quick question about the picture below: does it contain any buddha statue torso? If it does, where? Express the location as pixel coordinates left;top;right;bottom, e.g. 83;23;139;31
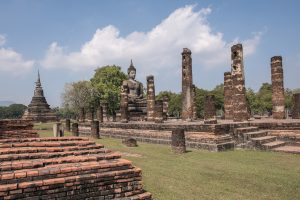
121;60;147;118
123;79;144;103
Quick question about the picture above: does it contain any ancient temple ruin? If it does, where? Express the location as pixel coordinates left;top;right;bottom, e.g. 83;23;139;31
181;48;194;121
146;75;156;121
271;56;286;119
292;93;300;119
224;72;233;120
22;71;58;122
231;44;249;122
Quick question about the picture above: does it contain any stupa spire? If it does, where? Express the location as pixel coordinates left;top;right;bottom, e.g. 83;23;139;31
36;69;41;87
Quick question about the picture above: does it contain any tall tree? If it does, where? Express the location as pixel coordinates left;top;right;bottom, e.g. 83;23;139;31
61;80;96;115
90;65;127;115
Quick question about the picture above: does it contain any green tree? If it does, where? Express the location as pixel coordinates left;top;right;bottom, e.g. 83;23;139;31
246;88;259;115
157;91;181;118
211;84;224;115
256;83;273;115
90;65;127;115
194;87;208;118
285;88;293;112
61;80;96;116
0;104;27;119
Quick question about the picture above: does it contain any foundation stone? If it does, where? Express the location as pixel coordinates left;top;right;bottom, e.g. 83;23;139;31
171;129;186;153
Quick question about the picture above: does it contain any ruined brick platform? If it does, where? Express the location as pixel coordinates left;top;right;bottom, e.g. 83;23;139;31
96;119;300;153
0;137;152;200
0;120;38;139
100;128;234;152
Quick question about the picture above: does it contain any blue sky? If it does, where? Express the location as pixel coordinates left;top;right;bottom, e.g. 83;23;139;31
0;0;299;107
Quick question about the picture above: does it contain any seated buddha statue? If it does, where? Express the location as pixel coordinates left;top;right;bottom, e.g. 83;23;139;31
122;60;147;119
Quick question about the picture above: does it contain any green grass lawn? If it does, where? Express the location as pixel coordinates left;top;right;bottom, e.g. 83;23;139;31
36;124;300;200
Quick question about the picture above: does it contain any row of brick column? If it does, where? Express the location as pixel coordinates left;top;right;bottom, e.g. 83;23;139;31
223;44;294;121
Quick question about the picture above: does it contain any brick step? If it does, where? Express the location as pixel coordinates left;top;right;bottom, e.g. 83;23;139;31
0;140;95;148
187;141;235;151
115;191;152;200
187;137;233;144
250;136;277;148
0;160;141;199
234;126;259;134
0;144;104;155
262;141;286;150
232;122;250;128
0;152;122;176
0;129;37;134
0;137;89;145
272;146;300;154
293;142;300;146
0;148;112;162
244;130;268;139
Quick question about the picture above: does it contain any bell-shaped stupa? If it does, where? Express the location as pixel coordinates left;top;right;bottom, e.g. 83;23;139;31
22;71;58;122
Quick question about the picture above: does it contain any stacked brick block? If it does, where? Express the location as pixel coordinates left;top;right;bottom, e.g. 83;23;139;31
271;56;285;119
0;137;152;199
181;48;194;121
146;75;155;122
292;93;300;119
224;72;233;120
0;120;38;139
231;44;249;122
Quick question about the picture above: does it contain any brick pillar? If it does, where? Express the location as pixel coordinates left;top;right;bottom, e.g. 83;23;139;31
181;48;194;121
231;44;249;122
155;100;163;123
79;107;85;122
72;123;79;136
53;123;64;137
292;93;300;119
271;56;285;119
146;75;155;122
101;103;108;122
204;94;216;120
97;106;103;123
86;108;94;122
192;84;197;120
91;121;100;139
120;84;129;123
224;72;233;120
171;129;186;154
163;96;169;120
65;119;70;132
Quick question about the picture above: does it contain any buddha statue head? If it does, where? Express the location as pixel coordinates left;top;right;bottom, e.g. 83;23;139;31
127;59;136;80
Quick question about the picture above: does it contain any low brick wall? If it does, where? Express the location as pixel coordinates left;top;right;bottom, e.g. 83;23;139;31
0;119;38;139
101;122;232;135
250;121;300;130
0;137;152;200
100;128;234;152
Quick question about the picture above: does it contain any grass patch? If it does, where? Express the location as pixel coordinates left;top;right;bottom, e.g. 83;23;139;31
35;123;300;200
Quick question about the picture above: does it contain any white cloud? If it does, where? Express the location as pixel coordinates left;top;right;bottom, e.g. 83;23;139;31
41;5;262;77
0;34;35;75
